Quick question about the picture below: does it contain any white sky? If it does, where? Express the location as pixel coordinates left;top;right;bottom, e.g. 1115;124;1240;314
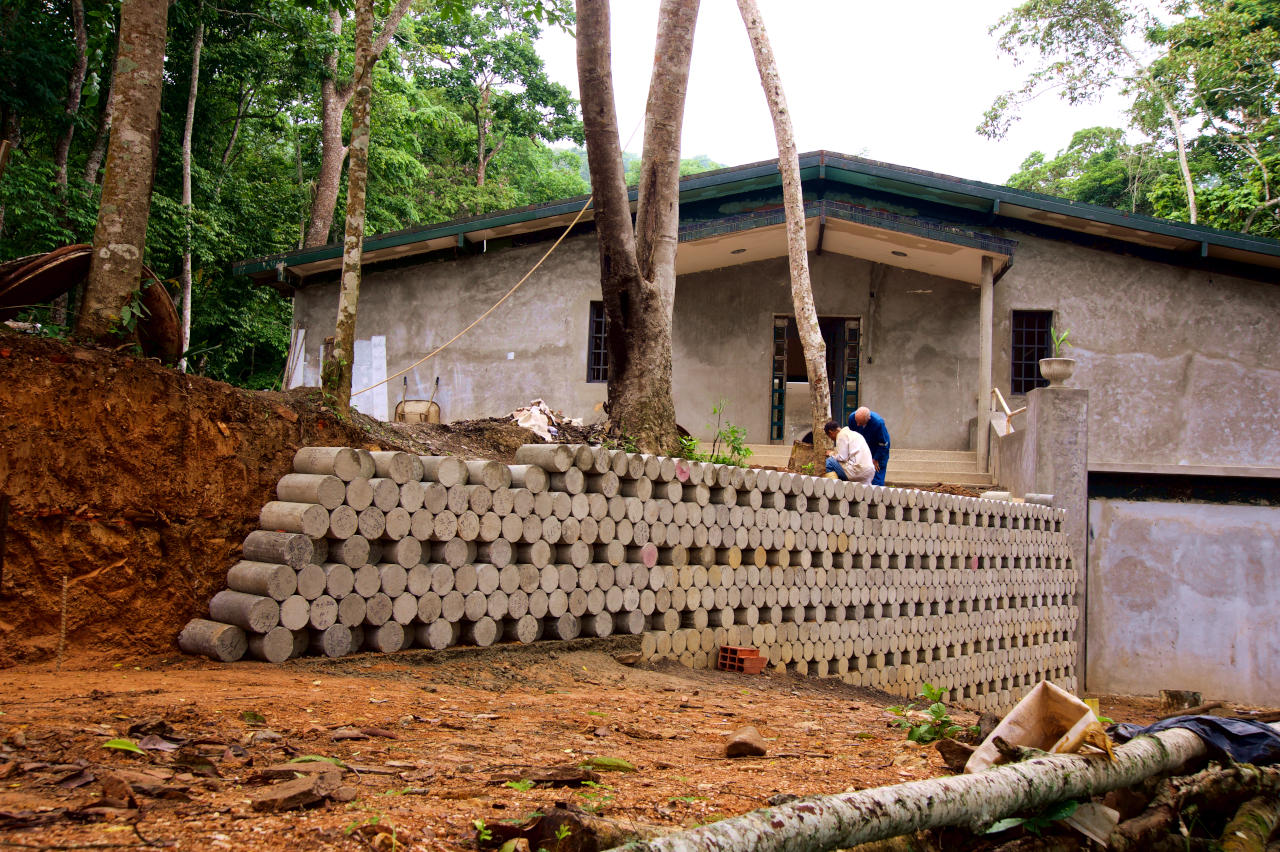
536;0;1135;185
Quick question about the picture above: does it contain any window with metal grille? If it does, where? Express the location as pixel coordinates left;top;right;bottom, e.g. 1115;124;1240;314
587;301;608;383
1011;310;1053;395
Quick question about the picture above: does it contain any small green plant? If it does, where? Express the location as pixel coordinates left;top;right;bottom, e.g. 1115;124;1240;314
886;683;965;744
668;795;707;804
473;819;493;843
704;399;753;467
986;800;1079;836
676;434;703;461
1050;326;1072;357
577;780;614;813
108;283;151;338
504;779;535;792
555;824;572;842
800;462;816;475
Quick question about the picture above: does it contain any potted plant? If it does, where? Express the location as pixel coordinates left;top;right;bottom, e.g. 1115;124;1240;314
1039;327;1075;386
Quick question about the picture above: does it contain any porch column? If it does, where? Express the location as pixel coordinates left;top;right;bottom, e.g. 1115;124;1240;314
977;255;994;470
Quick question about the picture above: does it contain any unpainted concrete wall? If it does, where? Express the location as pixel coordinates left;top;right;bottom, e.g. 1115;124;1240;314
992;233;1280;471
1087;498;1280;706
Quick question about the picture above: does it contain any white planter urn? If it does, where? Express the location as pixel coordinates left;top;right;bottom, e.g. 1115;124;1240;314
1038;357;1076;387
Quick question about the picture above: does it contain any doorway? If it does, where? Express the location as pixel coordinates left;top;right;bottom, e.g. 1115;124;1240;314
769;315;861;442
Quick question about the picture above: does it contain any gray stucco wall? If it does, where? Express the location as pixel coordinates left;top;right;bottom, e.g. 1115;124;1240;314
993;233;1280;471
672;252;978;448
292;236;609;425
290;228;1280;471
1087;498;1280;706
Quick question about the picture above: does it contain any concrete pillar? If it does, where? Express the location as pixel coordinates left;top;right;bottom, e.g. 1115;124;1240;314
976;256;994;470
1024;385;1089;684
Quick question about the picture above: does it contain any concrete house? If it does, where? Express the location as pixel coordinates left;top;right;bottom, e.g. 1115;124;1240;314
235;150;1280;704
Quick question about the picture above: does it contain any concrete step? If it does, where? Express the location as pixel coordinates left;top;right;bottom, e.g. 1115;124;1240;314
889;459;981;474
888;471;996;487
892;448;978;463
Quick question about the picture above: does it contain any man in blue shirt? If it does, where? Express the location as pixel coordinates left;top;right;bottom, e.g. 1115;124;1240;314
848;407;890;486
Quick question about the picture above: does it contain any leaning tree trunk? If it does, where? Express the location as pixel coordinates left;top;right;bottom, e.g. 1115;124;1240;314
50;0;88;325
736;0;831;454
304;10;352;249
82;49;117;191
613;724;1280;852
74;0;169;343
52;0;88;188
179;10;204;372
576;0;697;455
324;0;376;411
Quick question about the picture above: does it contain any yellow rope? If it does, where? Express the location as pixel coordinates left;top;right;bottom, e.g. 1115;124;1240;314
351;193;593;396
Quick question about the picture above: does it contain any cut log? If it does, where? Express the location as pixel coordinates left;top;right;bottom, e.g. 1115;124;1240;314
308;624;351;658
337;593;366;627
1159;690;1203;712
327;535;369;568
227;561;298;601
369;451;416;484
293;447;363;481
417;618;461;650
510;464;549;494
321;563;355;599
248;627;295;663
363;592;393;626
260;502;330;538
210;590;279;633
421;456;468;487
1155;701;1224;721
345;478;374;511
362;621;404;653
504;614;541;644
242;531;313;569
382;537;421;569
178;619;247;662
295;564;326;600
613;722;1280;852
1220;795;1280;852
276;473;346;510
392;592;417;625
279;595;312;631
306;594;337;630
466;460;512;490
515;444;574;473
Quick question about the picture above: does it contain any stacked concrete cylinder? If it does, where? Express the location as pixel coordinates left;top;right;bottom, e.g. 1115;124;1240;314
179;443;1077;714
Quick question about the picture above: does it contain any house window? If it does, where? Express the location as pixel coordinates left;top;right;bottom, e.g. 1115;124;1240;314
587;301;608;383
1011;310;1052;395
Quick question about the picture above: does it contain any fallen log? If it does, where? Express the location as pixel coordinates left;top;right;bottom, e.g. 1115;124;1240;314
609;723;1280;852
1156;701;1224;721
1220;795;1280;852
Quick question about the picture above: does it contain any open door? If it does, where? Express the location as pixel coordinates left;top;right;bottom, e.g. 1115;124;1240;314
770;315;861;442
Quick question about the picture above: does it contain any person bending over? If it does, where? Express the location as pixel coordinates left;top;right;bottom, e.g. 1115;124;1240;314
823;420;875;484
849;406;890;486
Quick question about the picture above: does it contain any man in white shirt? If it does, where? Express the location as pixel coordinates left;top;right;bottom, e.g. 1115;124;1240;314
823;420;876;484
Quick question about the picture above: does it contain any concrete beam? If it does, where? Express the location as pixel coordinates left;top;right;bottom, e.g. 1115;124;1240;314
976;256;994;471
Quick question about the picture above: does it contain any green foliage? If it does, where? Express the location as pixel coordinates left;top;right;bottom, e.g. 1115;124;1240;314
503;779;535;792
986;800;1079;836
624;153;725;186
473;819;493;842
1005;127;1169;215
1050;327;1072;357
886;683;965;744
675;434;702;461
704;399;753;467
576;779;613;813
101;738;143;754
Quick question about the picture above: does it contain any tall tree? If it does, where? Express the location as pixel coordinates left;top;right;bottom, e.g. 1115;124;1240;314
414;0;581;187
980;0;1200;223
303;0;413;249
52;0;89;188
179;2;205;371
75;0;170;342
736;0;831;455
576;0;698;454
324;0;378;410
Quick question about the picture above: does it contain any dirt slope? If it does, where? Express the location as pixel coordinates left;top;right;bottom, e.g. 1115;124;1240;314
0;331;416;667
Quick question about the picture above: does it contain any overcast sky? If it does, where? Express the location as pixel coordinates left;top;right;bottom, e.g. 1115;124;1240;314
536;0;1136;185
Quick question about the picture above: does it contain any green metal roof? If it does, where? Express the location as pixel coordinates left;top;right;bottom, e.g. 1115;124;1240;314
232;149;1280;278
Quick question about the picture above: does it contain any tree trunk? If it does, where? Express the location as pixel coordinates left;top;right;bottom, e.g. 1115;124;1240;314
179;10;204;372
52;0;88;187
614;725;1280;852
74;0;170;343
324;0;376;411
82;49;117;191
1161;92;1198;224
304;0;413;248
576;0;697;455
736;0;831;454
